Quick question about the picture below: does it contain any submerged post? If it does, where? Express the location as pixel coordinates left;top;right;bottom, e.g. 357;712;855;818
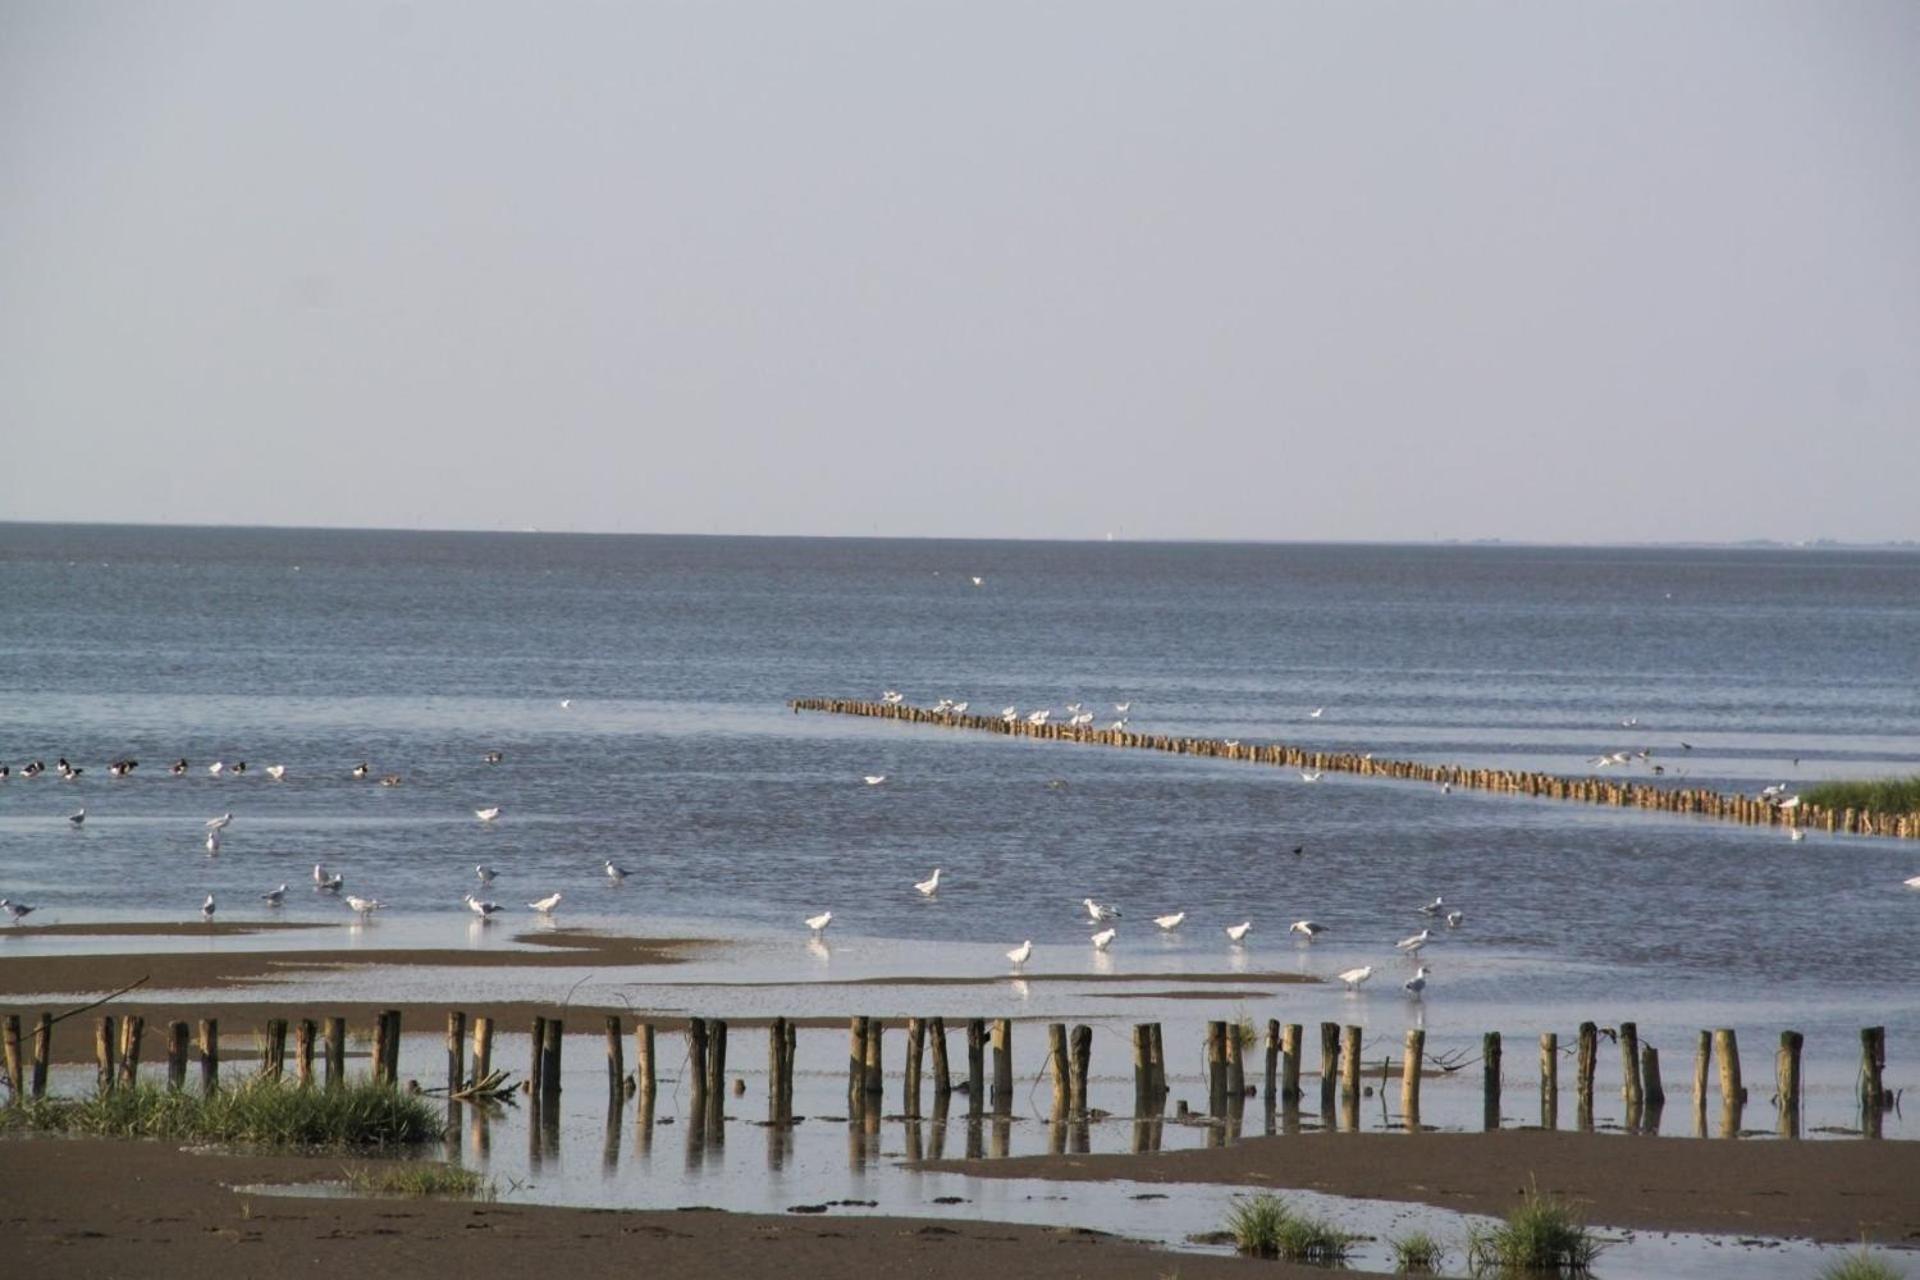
1619;1021;1641;1110
905;1017;924;1117
1319;1022;1341;1112
1482;1031;1501;1130
1777;1030;1803;1138
1280;1023;1303;1104
930;1017;951;1099
1861;1026;1886;1127
1133;1024;1153;1113
633;1022;654;1103
1539;1032;1558;1129
473;1016;494;1090
991;1019;1013;1116
1070;1024;1092;1117
1642;1043;1666;1108
604;1015;625;1098
542;1017;565;1098
1264;1019;1280;1102
966;1018;986;1117
529;1016;548;1096
847;1017;867;1111
1206;1022;1227;1115
448;1012;468;1093
1048;1023;1070;1113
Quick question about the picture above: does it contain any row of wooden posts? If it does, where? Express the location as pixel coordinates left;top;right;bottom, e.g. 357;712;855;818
1;1010;1893;1140
789;698;1920;840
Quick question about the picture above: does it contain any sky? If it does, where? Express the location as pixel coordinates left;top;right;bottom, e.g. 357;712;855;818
2;2;1916;544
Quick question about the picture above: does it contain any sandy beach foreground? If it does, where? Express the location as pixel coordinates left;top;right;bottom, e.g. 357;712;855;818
0;1137;1329;1280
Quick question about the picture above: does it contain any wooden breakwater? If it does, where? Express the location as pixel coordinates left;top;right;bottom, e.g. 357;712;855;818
790;698;1920;840
2;1008;1895;1142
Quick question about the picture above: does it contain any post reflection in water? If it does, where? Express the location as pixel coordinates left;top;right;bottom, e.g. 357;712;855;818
990;1115;1010;1159
964;1117;983;1160
540;1094;562;1161
444;1101;462;1161
686;1106;708;1173
633;1092;654;1160
603;1095;623;1175
767;1118;791;1172
527;1096;544;1173
904;1119;923;1164
470;1101;492;1159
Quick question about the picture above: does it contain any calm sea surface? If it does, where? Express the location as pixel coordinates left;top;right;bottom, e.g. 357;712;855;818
3;524;1918;1082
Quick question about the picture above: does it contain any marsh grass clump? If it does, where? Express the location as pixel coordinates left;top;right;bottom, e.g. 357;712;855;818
1803;776;1920;814
1390;1230;1449;1272
0;1078;443;1148
343;1162;494;1199
1817;1248;1908;1280
1223;1193;1354;1262
1466;1184;1602;1274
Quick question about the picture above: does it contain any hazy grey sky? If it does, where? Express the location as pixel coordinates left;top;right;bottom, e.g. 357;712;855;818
3;2;1916;542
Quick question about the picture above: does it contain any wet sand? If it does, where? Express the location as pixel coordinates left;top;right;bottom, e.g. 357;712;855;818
921;1128;1920;1243
0;1136;1342;1279
4;921;334;938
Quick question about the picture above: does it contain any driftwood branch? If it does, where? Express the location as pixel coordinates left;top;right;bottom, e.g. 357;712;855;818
47;976;151;1027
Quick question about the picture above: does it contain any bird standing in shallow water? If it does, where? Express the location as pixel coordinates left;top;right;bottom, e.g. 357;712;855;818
1006;939;1033;967
1288;920;1326;940
1090;927;1116;951
1337;965;1373;991
805;910;832;934
1153;912;1186;930
201;894;217;922
1225;921;1253;944
1404;966;1431;998
914;868;941;896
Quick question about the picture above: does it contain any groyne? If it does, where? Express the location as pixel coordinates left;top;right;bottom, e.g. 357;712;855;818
789;698;1920;841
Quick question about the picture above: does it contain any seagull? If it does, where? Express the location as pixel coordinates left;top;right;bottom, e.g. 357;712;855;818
1288;920;1326;940
1444;910;1465;928
265;764;286;781
475;806;501;822
1309;707;1324;719
475;864;498;885
604;859;629;883
1;899;36;924
205;830;220;855
464;894;500;920
207;761;224;776
206;813;233;832
529;892;563;914
313;864;343;892
261;884;287;906
1225;921;1253;944
1000;705;1018;718
1336;965;1374;991
483;750;504;764
559;699;573;709
1404;965;1432;999
1904;875;1920;889
1090;927;1116;951
914;868;941;896
1152;911;1186;931
378;774;402;787
1300;770;1323;783
1620;717;1640;729
351;763;370;780
170;759;189;776
68;808;85;826
344;895;382;916
970;575;983;587
231;761;248;776
863;775;886;786
805;910;833;934
1417;896;1444;916
1114;701;1131;713
1788;829;1806;842
1006;939;1033;967
1084;898;1122;922
201;893;217;922
1397;929;1432;953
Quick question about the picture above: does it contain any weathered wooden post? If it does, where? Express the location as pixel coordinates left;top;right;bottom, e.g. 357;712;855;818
165;1020;190;1091
1540;1032;1558;1129
1224;1023;1245;1103
768;1017;788;1116
1715;1027;1742;1138
859;1017;880;1098
198;1018;219;1093
448;1012;468;1093
1776;1030;1803;1138
542;1017;564;1098
323;1017;345;1090
118;1015;144;1088
1205;1021;1227;1115
472;1016;494;1090
847;1017;867;1111
32;1013;51;1099
905;1017;925;1117
1641;1043;1666;1108
372;1013;390;1085
1264;1019;1281;1102
604;1015;624;1098
1403;1029;1424;1130
783;1020;797;1116
1149;1022;1167;1100
1483;1031;1501;1130
929;1017;951;1100
1319;1022;1341;1112
1132;1024;1153;1113
295;1019;316;1086
966;1018;986;1117
527;1016;547;1094
1280;1023;1303;1104
991;1019;1013;1116
263;1018;287;1081
1048;1023;1071;1113
1619;1022;1641;1110
95;1015;117;1093
1575;1022;1596;1128
1692;1029;1712;1135
2;1015;20;1103
1860;1026;1886;1134
1070;1024;1092;1117
1340;1025;1362;1130
632;1021;654;1103
385;1010;403;1086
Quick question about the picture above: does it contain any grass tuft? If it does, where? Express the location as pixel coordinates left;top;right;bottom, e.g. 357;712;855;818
1803;776;1920;813
1390;1229;1449;1272
343;1162;494;1199
0;1078;443;1148
1222;1193;1354;1262
1466;1182;1602;1274
1818;1248;1907;1280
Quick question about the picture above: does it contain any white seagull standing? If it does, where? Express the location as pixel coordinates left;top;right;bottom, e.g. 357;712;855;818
604;859;630;883
265;765;287;781
464;894;500;920
1309;707;1325;719
1288;920;1327;940
1153;911;1186;931
261;884;287;906
475;806;501;822
1404;965;1432;999
206;812;234;832
1397;928;1432;953
1299;770;1323;783
201;893;217;922
1084;898;1122;922
68;808;85;826
1904;875;1920;889
207;761;225;776
313;864;343;892
1;899;36;924
914;868;941;896
1006;939;1033;967
475;864;498;885
1417;896;1445;916
1225;921;1253;944
863;775;887;786
529;892;563;915
1336;965;1374;991
205;830;220;855
345;895;383;917
1090;927;1117;951
559;699;573;709
805;910;833;934
1444;910;1465;928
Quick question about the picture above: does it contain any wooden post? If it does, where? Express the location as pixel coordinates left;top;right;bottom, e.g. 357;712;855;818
904;1017;924;1117
2;1015;20;1103
707;1019;728;1111
1280;1024;1302;1104
473;1016;494;1090
1715;1027;1741;1138
1319;1022;1341;1110
31;1013;51;1099
1482;1031;1501;1130
1620;1021;1641;1109
1070;1024;1092;1117
1224;1023;1245;1103
371;1013;389;1085
1149;1022;1166;1099
1206;1021;1227;1115
198;1018;219;1093
1263;1020;1280;1102
1539;1032;1557;1129
604;1015;625;1097
1132;1024;1152;1113
1860;1026;1886;1115
633;1022;654;1102
118;1015;143;1088
991;1019;1013;1115
323;1017;346;1089
929;1017;951;1099
383;1009;402;1086
846;1016;866;1110
1402;1028;1424;1129
167;1021;190;1091
783;1020;797;1116
768;1017;788;1113
295;1019;315;1086
1048;1023;1071;1113
95;1016;117;1093
542;1017;563;1098
530;1016;549;1096
1693;1029;1712;1104
966;1018;985;1117
264;1018;287;1081
448;1012;468;1093
859;1017;880;1097
1340;1025;1362;1098
1777;1030;1803;1138
1641;1044;1666;1108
